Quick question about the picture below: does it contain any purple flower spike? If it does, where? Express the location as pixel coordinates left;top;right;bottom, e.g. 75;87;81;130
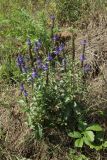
80;54;86;62
59;43;64;51
17;54;24;66
80;40;87;45
50;15;55;20
52;35;59;41
54;47;60;55
34;39;42;50
32;69;38;78
42;63;48;71
47;54;53;61
26;38;31;46
22;66;27;73
54;50;60;55
34;46;39;52
32;72;38;78
20;83;24;92
37;57;42;64
23;90;28;97
38;64;43;69
54;43;64;55
84;64;91;73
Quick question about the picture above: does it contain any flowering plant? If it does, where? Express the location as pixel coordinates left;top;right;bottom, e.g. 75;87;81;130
17;15;86;139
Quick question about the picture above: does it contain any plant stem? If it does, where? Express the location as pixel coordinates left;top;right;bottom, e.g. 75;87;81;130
28;45;34;67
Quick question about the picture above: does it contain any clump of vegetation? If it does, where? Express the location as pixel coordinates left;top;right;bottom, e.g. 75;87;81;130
0;0;107;159
18;16;84;137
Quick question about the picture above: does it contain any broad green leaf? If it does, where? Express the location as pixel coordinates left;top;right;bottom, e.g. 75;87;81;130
84;131;95;142
68;131;82;138
86;124;103;131
75;138;83;148
83;137;92;146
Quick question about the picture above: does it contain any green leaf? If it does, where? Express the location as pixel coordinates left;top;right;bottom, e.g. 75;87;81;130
35;124;43;139
83;137;103;150
75;138;84;148
78;121;87;131
68;131;82;138
54;85;57;90
84;131;95;142
83;136;92;146
89;144;103;150
65;97;70;102
86;124;103;131
38;124;43;139
103;141;107;148
95;145;103;150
